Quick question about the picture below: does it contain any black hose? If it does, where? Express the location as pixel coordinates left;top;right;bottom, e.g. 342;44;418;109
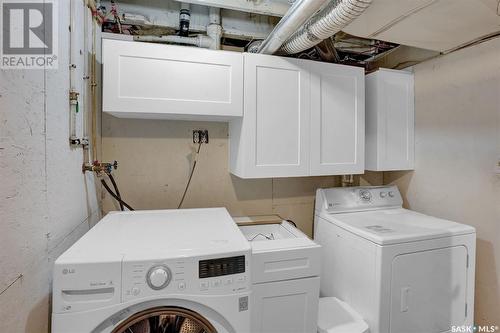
178;142;202;209
101;178;135;211
108;174;124;211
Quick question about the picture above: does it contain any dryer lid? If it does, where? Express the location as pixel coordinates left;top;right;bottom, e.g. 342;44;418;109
320;208;475;245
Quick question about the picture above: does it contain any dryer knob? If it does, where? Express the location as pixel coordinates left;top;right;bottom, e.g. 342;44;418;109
147;265;171;290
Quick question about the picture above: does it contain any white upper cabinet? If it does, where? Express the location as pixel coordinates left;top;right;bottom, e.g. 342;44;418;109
230;53;311;178
230;53;364;178
102;39;243;121
365;68;414;171
309;62;365;175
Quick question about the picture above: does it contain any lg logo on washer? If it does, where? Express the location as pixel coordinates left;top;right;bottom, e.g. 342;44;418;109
61;268;75;275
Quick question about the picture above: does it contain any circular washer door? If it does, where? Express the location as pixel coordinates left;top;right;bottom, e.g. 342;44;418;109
112;306;217;333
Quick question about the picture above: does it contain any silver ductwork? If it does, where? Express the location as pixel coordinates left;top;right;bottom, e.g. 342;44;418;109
280;0;373;54
257;0;327;54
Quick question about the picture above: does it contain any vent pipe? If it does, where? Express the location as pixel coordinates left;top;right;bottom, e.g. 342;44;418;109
257;0;327;54
280;0;373;54
178;3;191;37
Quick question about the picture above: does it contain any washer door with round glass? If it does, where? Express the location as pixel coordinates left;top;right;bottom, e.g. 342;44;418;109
112;307;217;333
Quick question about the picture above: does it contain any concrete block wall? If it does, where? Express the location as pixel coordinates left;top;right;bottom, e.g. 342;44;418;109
0;1;100;331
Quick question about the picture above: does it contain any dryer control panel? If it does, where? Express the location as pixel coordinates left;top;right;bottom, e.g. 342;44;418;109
316;185;403;213
122;253;250;301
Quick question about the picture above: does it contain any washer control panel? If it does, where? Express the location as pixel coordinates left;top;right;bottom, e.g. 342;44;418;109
122;254;250;301
146;265;172;290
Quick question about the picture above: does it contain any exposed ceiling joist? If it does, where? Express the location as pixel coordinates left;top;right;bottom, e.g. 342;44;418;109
172;0;291;17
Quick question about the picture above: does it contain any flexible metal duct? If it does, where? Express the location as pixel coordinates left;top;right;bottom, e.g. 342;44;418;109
280;0;373;54
256;0;327;54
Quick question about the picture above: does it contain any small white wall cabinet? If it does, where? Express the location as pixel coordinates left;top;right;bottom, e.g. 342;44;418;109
230;53;364;178
102;39;243;121
365;68;415;171
230;53;311;178
309;61;365;175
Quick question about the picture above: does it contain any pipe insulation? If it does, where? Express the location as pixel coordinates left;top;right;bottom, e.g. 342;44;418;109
280;0;373;54
257;0;326;54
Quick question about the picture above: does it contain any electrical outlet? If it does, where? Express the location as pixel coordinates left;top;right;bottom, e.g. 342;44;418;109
193;130;209;144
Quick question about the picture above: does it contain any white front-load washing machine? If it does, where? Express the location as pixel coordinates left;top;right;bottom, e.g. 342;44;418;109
314;186;476;333
52;208;251;333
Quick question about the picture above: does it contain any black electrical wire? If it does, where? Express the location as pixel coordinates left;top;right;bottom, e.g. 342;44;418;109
178;142;202;209
101;177;135;211
108;174;124;211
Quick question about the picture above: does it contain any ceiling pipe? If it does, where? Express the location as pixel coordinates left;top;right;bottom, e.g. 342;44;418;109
178;3;191;37
133;34;214;48
135;7;221;50
207;7;222;50
256;0;327;54
280;0;373;54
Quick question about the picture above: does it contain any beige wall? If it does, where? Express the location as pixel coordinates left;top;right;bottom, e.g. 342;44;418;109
385;37;500;325
102;115;382;236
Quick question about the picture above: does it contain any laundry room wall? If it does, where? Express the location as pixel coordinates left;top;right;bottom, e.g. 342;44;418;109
385;37;500;325
101;116;383;237
0;1;101;332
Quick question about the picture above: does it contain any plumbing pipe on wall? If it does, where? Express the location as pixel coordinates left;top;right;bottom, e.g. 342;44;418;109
279;0;373;54
257;0;326;54
69;0;78;145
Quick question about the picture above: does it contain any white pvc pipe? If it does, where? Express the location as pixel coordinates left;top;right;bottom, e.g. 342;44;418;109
207;7;222;49
133;34;213;48
135;7;221;50
257;0;327;54
280;0;373;54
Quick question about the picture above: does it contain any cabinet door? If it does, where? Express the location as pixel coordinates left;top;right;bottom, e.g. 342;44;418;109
309;62;365;175
241;53;310;178
251;277;320;333
102;39;243;120
378;69;414;170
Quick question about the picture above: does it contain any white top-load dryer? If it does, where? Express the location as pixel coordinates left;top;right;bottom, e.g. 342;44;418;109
314;186;476;333
52;208;251;333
